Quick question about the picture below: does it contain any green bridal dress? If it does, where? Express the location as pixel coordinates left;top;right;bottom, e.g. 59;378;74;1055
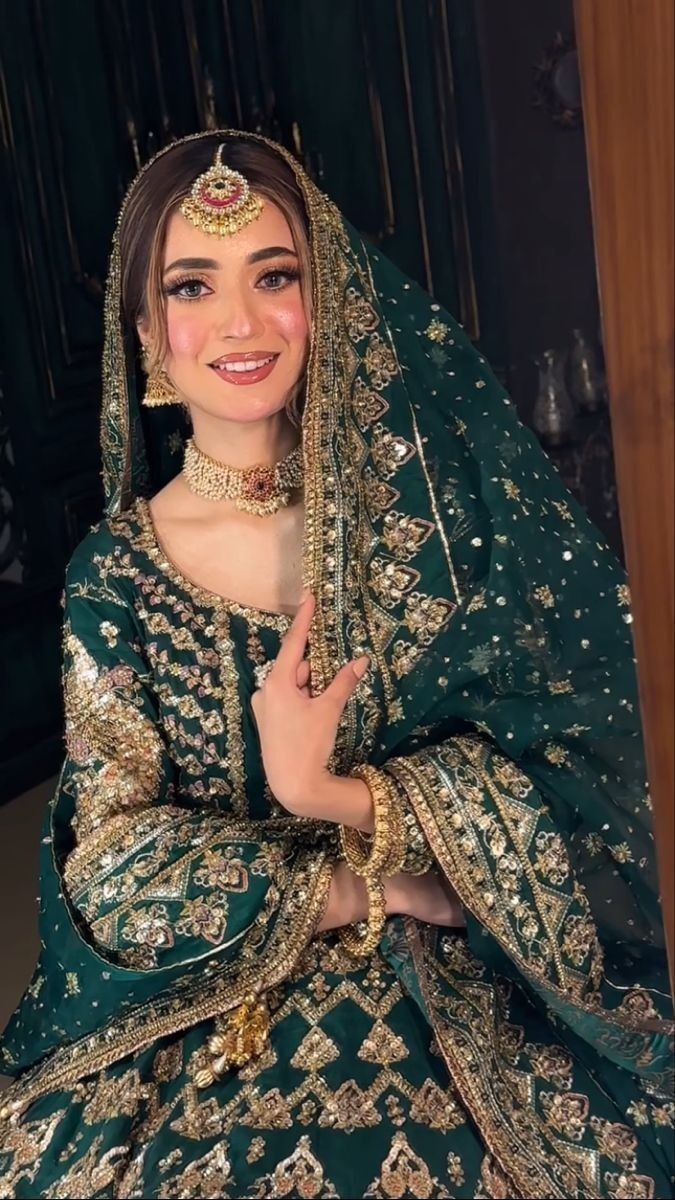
0;131;672;1200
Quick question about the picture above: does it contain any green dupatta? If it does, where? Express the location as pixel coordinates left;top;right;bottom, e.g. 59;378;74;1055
1;132;671;1134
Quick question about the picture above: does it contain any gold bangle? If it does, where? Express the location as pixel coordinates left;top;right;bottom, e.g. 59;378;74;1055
339;765;406;878
339;876;386;958
338;765;406;958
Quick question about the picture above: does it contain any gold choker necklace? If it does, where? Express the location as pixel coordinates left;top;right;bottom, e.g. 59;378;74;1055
183;438;303;516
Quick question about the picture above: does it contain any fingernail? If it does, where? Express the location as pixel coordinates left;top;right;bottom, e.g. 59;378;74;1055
353;655;370;679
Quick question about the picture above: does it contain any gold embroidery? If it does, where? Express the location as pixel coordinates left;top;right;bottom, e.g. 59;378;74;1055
403;593;456;645
408;1079;465;1132
380;510;434;561
374;1130;440;1199
344;287;379;342
357;1019;409;1065
290;1027;340;1071
368;557;421;609
370;423;416;480
352;378;390;431
362;466;400;520
363;334;398;390
63;633;164;842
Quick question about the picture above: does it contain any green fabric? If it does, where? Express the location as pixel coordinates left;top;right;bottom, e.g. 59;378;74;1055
1;130;672;1198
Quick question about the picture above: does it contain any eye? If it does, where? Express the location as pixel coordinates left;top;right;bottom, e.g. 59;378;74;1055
163;276;212;301
256;266;301;291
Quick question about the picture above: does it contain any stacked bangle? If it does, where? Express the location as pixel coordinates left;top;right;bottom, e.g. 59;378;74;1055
386;761;435;876
338;764;407;957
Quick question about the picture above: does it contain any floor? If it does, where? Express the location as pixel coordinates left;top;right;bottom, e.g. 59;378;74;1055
0;776;56;1091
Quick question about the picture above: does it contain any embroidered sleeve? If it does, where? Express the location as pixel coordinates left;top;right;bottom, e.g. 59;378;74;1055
58;554;333;973
383;734;604;1004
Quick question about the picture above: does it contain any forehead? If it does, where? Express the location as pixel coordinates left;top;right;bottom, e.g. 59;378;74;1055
163;198;295;266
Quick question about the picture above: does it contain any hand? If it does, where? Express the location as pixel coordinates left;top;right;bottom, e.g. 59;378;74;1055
386;871;465;928
251;592;370;815
316;864;465;935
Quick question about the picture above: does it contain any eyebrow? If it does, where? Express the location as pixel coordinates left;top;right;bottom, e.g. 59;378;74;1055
163;246;298;274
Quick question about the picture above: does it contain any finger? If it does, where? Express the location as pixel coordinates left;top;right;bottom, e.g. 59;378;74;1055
296;659;311;688
273;592;315;680
321;655;369;710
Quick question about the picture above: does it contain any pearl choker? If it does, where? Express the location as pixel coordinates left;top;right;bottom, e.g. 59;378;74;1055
182;438;303;516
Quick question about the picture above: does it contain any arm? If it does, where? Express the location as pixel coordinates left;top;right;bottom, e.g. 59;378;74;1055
58;547;334;975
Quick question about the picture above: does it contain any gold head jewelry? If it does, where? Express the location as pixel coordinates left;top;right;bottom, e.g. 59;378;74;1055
183;438;303;516
180;143;264;237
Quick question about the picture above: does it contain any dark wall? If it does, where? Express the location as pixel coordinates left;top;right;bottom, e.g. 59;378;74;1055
473;0;601;425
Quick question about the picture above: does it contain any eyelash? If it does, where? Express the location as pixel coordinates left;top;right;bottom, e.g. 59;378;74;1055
163;266;301;302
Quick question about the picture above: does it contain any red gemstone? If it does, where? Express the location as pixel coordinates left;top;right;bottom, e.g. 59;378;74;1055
200;181;244;209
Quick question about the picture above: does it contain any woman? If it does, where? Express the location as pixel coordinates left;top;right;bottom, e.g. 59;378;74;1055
0;130;672;1199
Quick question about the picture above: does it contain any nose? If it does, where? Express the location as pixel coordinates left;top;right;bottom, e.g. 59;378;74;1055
213;287;265;341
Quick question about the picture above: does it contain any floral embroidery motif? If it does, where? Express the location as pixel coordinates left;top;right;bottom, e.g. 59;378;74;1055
363;334;398;390
370;423;416;480
352;378;390;431
403;593;456;645
424;318;449;342
380;511;434;561
344;287;379;342
368;557;421;609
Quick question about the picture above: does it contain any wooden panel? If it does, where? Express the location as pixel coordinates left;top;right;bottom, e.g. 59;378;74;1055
574;0;674;987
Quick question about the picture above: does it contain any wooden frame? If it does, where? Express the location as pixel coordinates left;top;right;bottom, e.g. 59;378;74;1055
574;0;674;989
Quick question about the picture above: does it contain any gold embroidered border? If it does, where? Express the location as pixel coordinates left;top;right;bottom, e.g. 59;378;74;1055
390;753;674;1048
403;918;584;1200
0;855;333;1122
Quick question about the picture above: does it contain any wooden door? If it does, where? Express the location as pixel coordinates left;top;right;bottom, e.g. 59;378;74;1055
574;0;674;987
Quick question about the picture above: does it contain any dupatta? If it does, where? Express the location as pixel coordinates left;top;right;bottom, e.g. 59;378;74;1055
1;133;671;1146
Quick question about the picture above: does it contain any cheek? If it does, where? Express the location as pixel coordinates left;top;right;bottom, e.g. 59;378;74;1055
166;311;210;359
268;296;309;352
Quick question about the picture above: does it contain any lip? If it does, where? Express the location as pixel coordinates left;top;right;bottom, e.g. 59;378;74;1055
209;352;280;386
211;351;278;365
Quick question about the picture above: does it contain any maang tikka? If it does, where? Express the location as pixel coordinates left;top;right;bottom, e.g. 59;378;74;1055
180;143;264;237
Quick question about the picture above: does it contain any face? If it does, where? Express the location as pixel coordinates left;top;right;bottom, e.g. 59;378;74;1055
145;199;309;424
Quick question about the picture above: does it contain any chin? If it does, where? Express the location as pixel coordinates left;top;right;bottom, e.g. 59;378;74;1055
191;392;290;423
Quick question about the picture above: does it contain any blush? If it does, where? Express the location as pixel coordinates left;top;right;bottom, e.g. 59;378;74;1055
166;314;208;358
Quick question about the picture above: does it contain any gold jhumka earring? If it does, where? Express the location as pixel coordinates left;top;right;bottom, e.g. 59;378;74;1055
140;346;182;408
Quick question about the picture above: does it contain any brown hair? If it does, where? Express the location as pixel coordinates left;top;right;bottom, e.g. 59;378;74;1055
119;135;312;425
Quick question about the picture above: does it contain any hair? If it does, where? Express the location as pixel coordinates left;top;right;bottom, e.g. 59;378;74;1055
118;135;312;426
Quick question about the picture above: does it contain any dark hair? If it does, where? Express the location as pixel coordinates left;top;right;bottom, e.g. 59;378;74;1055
118;135;312;424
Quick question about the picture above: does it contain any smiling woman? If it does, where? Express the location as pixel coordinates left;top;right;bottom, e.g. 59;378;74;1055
0;131;672;1200
121;137;313;437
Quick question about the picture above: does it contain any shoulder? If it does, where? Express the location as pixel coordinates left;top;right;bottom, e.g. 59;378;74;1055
64;497;147;597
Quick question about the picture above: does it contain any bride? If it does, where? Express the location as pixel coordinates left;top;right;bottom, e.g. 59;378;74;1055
0;130;671;1199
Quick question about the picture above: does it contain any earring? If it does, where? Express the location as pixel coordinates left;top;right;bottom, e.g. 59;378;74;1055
142;369;181;407
140;345;181;407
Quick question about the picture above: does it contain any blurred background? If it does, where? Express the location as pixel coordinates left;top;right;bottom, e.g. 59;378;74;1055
0;0;621;808
1;0;672;1040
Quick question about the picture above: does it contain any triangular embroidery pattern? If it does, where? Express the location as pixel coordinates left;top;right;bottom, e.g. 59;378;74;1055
501;794;542;853
318;1080;381;1130
142;858;192;902
409;1078;465;1131
241;1087;293;1129
357;1018;409;1065
368;602;401;656
290;1027;340;1072
537;883;573;936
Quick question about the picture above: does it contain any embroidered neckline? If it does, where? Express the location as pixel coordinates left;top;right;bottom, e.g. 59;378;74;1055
132;496;294;632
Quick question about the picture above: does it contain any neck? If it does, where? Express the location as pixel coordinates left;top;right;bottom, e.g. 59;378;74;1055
188;407;299;468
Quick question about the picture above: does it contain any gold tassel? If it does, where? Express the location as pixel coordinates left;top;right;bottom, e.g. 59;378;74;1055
194;993;269;1088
